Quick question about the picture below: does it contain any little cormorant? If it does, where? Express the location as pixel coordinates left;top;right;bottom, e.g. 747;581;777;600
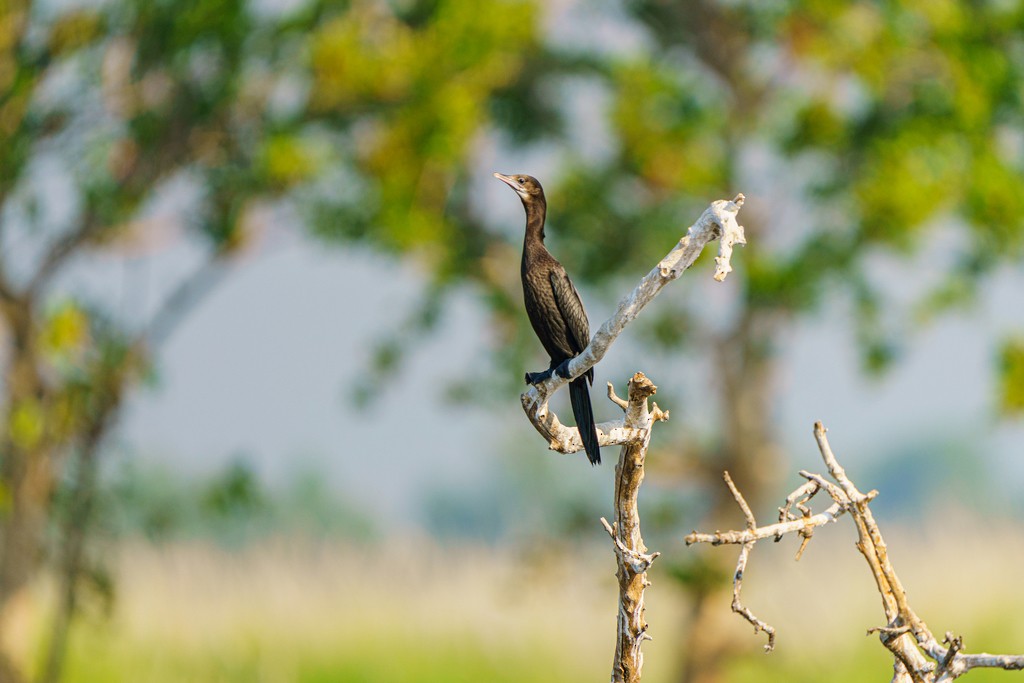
494;172;601;465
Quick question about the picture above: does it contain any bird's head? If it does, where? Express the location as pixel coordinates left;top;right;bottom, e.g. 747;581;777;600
493;172;545;203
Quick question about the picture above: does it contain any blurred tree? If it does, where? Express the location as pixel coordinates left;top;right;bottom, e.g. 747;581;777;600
304;1;1024;681
0;1;535;681
200;460;267;521
0;0;261;677
560;5;1024;677
3;0;1023;682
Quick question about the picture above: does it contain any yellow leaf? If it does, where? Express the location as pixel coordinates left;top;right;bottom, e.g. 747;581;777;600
262;135;324;188
43;302;89;356
9;399;45;451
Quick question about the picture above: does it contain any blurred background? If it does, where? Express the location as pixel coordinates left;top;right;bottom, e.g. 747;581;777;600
1;0;1024;681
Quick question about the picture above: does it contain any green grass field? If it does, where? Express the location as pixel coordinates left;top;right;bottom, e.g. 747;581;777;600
13;519;1024;682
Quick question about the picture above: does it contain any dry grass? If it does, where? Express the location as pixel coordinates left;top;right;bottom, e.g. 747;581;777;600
9;515;1024;682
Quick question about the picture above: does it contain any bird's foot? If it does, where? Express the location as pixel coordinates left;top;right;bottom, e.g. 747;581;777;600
553;359;572;379
525;369;553;385
525;360;574;385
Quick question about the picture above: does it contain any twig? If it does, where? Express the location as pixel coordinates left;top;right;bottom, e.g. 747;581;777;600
685;422;1024;680
146;255;229;351
723;472;775;650
778;480;820;525
723;472;755;529
607;382;629;410
733;542;775;652
685;502;844;547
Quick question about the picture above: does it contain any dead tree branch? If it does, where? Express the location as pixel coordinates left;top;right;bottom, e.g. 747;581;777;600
600;372;668;683
520;194;746;455
515;195;746;682
685;421;1024;681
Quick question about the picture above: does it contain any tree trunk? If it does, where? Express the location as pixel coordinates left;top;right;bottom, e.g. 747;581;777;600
678;308;783;683
608;374;664;683
38;393;119;683
0;451;50;683
0;318;52;683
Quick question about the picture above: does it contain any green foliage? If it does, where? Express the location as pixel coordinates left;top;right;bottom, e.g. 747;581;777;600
200;460;268;520
331;0;1024;415
663;552;731;595
102;458;374;543
783;1;1024;255
4;2;1024;676
16;0;1016;416
306;0;539;260
997;337;1024;416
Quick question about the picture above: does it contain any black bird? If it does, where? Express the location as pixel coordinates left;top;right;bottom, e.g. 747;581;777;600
494;172;601;465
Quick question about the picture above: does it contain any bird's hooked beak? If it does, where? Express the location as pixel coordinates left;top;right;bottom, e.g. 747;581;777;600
493;172;525;197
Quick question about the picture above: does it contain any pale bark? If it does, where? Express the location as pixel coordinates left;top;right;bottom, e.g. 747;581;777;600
518;195;747;682
601;374;666;683
521;194;746;455
686;422;1024;681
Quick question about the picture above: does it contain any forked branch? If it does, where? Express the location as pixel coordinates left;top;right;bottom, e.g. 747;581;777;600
685;422;1024;681
516;195;746;683
520;194;746;455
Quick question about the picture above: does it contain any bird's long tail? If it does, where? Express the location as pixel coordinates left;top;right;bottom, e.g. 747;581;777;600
570;376;601;465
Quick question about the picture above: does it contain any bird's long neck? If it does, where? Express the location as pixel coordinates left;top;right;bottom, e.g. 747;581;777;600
522;197;546;245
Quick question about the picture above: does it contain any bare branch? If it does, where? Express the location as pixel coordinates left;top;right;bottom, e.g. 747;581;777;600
685;502;844;546
733;542;775;652
26;213;105;297
720;474;777;650
515;196;747;681
723;471;755;529
607;372;663;683
145;255;229;351
685;422;1024;680
521;194;746;454
607;381;629;410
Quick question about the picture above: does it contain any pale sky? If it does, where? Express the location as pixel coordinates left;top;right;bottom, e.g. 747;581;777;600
113;221;1024;529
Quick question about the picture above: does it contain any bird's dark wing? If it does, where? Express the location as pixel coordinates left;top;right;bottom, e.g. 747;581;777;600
549;268;591;356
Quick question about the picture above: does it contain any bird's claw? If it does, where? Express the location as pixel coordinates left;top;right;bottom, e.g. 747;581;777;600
525;360;573;385
525;370;551;385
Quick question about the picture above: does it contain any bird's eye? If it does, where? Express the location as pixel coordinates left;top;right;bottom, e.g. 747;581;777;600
518;177;526;184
